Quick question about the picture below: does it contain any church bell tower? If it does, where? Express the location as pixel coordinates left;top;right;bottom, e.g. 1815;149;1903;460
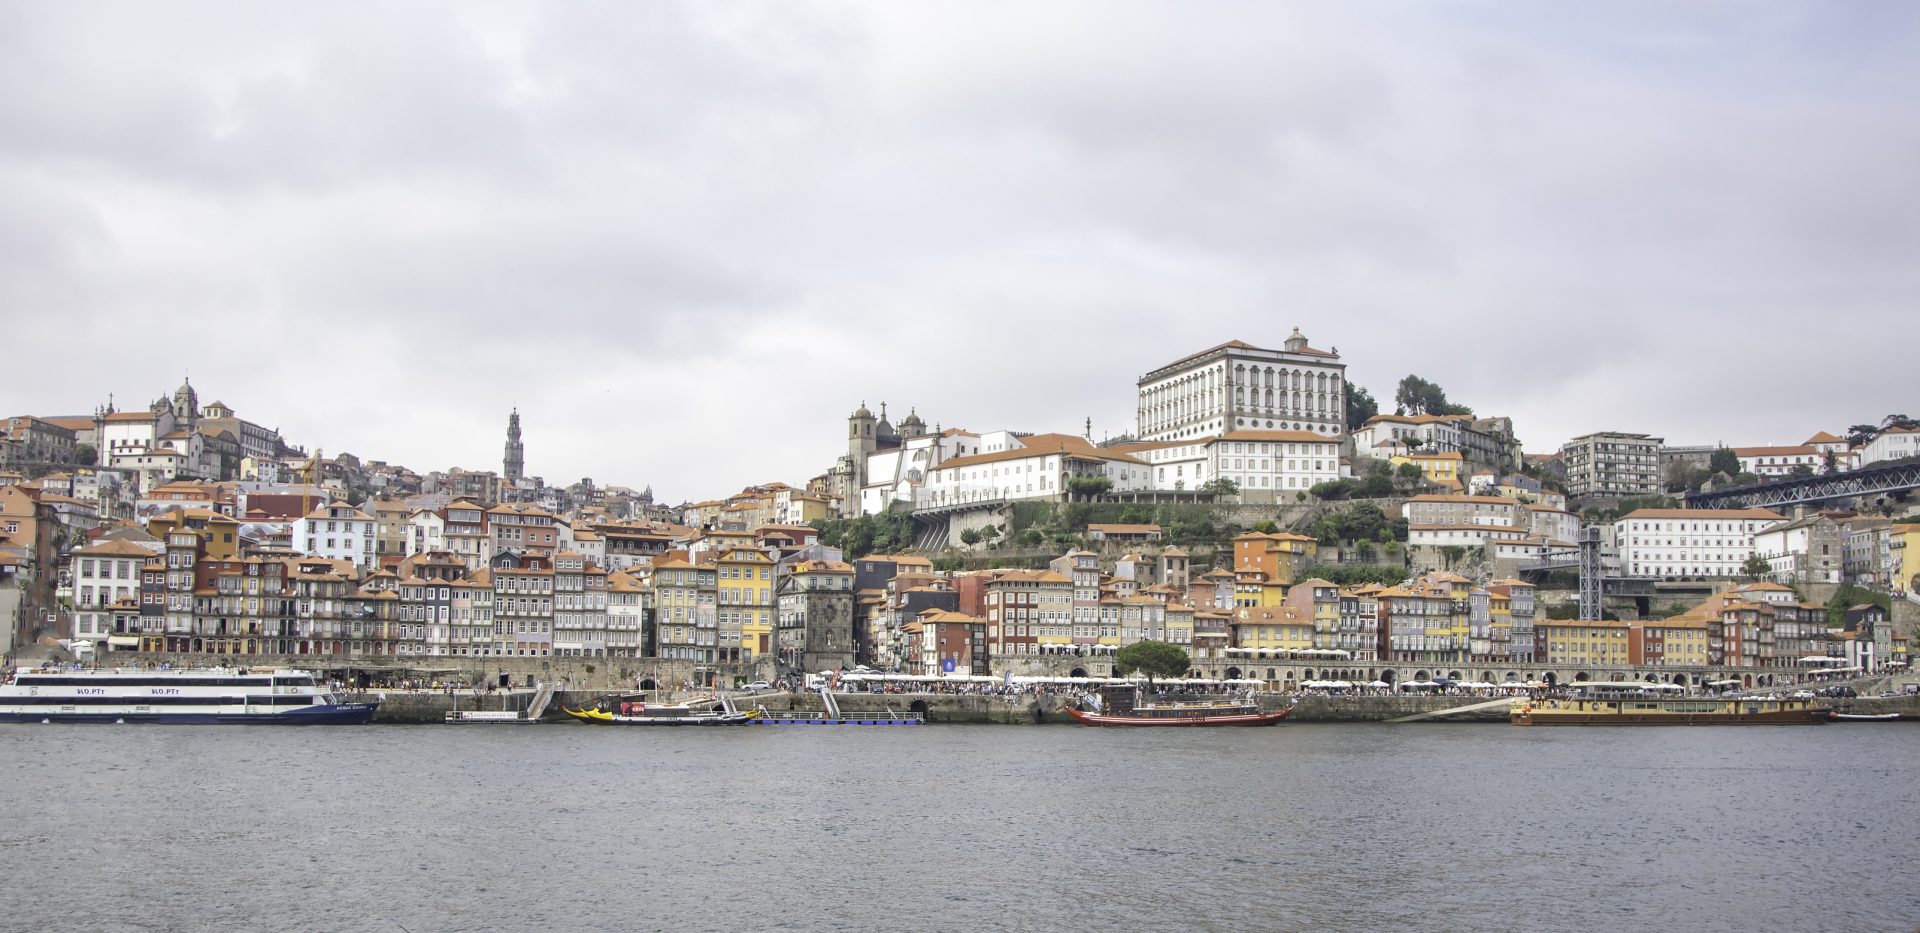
504;409;525;482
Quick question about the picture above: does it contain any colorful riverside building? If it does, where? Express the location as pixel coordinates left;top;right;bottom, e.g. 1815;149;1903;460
716;546;775;662
1482;579;1536;663
904;609;987;677
984;569;1072;655
1231;531;1318;597
1535;619;1632;668
776;558;855;673
652;554;717;668
1628;618;1711;668
1378;574;1471;665
1230;605;1314;656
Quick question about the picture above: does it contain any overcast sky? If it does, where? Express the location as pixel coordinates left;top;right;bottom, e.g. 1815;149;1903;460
5;2;1916;500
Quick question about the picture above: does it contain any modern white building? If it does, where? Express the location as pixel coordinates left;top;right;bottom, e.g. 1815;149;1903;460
1615;507;1786;579
1560;432;1663;499
1136;331;1347;443
1859;426;1920;468
292;502;378;569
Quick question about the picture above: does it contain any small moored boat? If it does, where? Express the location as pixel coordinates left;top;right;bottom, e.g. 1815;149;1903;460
562;692;758;726
1827;711;1902;722
750;688;923;725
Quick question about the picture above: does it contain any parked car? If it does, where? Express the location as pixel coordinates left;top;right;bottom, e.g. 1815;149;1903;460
743;681;771;691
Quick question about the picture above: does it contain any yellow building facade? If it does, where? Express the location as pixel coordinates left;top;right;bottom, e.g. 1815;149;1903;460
1538;620;1632;667
716;547;775;662
1230;606;1315;652
1391;451;1464;490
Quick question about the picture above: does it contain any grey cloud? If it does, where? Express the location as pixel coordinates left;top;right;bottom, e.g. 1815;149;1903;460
0;1;1914;498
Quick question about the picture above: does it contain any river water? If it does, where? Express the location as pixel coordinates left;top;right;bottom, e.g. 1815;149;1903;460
2;723;1915;933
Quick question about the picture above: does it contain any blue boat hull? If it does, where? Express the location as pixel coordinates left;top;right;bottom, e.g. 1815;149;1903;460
0;703;380;725
749;716;922;725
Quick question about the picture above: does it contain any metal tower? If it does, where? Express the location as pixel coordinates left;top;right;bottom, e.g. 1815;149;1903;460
1578;525;1603;621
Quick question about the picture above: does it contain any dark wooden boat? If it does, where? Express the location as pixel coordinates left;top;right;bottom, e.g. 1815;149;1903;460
1065;684;1291;727
1063;703;1291;727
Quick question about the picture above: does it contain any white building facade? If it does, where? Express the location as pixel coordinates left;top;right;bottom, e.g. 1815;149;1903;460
293;503;378;569
1615;508;1786;579
917;435;1151;508
1120;430;1342;495
1859;427;1920;467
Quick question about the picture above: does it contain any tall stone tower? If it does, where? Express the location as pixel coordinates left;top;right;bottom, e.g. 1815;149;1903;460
171;377;200;429
504;409;525;482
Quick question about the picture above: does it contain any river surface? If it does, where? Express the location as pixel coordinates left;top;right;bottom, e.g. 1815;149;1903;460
2;723;1915;933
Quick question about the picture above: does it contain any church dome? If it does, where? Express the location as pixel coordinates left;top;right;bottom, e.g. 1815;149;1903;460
851;402;873;420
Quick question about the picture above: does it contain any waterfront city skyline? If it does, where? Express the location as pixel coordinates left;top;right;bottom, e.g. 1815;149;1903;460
4;2;1917;497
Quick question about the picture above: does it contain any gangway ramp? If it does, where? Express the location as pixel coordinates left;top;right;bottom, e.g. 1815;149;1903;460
1385;697;1515;723
524;683;556;721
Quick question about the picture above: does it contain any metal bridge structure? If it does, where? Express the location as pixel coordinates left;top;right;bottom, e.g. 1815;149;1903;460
1685;458;1920;511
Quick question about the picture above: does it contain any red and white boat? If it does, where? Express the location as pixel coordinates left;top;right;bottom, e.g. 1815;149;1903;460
1064;686;1291;727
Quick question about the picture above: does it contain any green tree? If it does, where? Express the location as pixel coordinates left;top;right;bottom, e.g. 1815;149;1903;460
1741;553;1771;581
71;444;97;466
1251;519;1280;534
959;527;982;549
1309;480;1352;501
1114;640;1191;685
981;523;1002;547
1394;462;1426;490
1394;375;1473;417
1067;476;1113;501
1344;383;1379;431
1358;474;1396;497
1789;463;1814;477
1198;477;1239;497
1439;545;1467;570
1297;563;1405;586
1709;447;1741;476
1019;528;1044;548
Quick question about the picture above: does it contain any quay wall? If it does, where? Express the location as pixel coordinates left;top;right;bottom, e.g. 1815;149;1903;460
348;691;1526;726
1837;693;1920;718
1282;694;1510;723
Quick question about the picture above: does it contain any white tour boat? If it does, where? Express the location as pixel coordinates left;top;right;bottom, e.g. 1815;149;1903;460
0;667;380;725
